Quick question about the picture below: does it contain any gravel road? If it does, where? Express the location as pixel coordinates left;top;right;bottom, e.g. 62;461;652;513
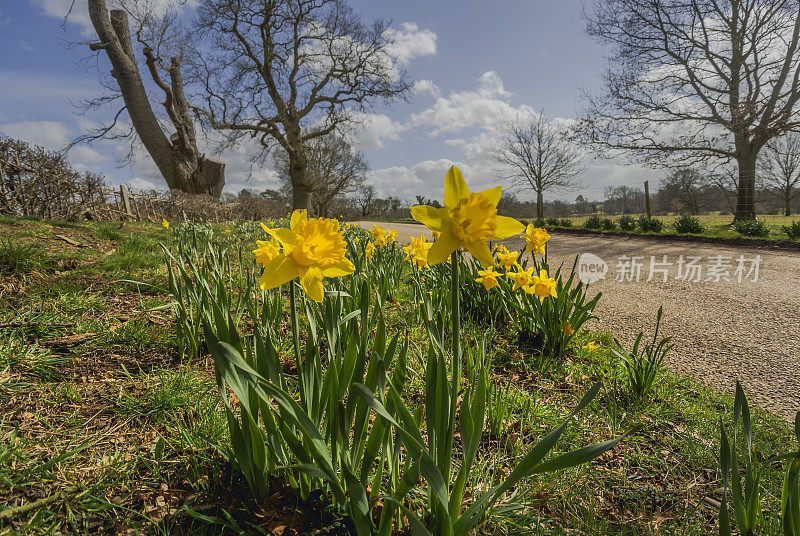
357;222;800;421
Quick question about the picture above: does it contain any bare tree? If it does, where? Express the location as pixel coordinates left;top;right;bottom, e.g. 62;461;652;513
583;0;800;221
603;185;645;214
274;134;368;217
85;0;225;197
761;132;800;215
192;0;411;211
493;112;584;219
357;184;376;218
657;168;711;214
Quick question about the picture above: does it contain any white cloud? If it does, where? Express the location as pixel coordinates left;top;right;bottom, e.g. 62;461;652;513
29;0;91;30
368;158;504;201
409;71;531;136
342;111;406;149
30;0;194;33
384;22;437;66
412;79;441;98
0;120;72;148
126;177;158;191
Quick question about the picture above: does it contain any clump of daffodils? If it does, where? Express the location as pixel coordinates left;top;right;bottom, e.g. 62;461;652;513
370;226;398;248
365;240;376;259
371;225;388;247
403;234;433;268
255;210;355;302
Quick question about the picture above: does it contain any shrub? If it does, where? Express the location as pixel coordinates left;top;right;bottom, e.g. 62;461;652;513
545;217;561;227
601;218;616;230
784;220;800;240
559;218;573;227
584;215;602;229
733;219;770;237
618;215;636;231
637;215;664;233
673;214;705;234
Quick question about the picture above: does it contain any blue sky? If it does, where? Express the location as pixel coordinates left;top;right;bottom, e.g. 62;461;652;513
0;0;658;201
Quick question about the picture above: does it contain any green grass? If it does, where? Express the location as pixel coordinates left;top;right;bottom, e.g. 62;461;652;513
0;216;794;536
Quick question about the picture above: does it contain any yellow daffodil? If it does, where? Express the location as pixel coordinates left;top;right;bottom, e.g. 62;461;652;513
161;219;169;229
257;209;355;302
563;322;574;337
523;269;558;302
507;267;535;290
403;234;433;268
496;249;519;269
525;225;551;256
387;229;398;243
410;166;524;266
365;240;376;259
432;230;441;239
371;225;385;240
371;226;388;247
354;237;360;244
493;244;509;254
224;229;232;234
253;238;280;265
583;342;598;353
476;266;501;290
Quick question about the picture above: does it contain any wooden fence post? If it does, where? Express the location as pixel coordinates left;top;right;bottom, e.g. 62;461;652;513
644;180;652;218
120;185;133;220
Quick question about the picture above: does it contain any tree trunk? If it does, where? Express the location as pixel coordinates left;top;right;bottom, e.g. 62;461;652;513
88;1;225;198
733;142;758;221
536;190;544;220
734;145;757;221
287;137;311;212
786;192;792;217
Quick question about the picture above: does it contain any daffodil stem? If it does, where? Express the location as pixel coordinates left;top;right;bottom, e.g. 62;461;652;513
289;282;301;368
447;250;461;484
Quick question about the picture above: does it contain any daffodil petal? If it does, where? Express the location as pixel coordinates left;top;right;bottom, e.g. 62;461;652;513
465;240;495;267
443;165;470;207
290;209;307;230
266;227;297;249
492;216;525;239
410;205;448;231
299;266;325;302
258;255;298;290
478;185;502;207
322;258;355;277
427;229;459;265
